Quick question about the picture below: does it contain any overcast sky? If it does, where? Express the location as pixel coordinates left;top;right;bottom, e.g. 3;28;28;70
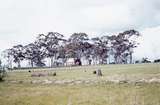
0;0;160;60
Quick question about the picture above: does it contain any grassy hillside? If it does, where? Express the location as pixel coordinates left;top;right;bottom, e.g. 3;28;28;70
0;63;160;105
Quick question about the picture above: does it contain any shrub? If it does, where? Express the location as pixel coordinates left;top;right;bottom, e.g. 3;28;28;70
53;72;56;76
0;69;7;81
154;59;160;63
93;71;96;74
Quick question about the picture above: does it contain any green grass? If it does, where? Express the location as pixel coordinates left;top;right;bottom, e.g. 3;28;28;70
0;63;160;105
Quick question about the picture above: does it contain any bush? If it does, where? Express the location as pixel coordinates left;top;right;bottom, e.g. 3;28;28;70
0;69;7;81
53;72;56;76
135;60;140;63
93;71;96;74
154;59;160;63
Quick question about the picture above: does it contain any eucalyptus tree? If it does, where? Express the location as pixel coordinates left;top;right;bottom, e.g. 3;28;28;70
82;41;93;65
36;32;65;67
124;30;140;63
1;49;13;69
0;59;6;81
57;44;67;66
10;45;25;68
91;36;109;64
66;33;89;64
109;29;140;64
23;42;46;67
68;33;89;57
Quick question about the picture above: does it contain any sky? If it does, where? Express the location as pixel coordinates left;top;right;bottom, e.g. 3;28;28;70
0;0;160;60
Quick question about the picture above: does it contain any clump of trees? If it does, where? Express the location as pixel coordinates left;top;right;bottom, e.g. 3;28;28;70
2;29;140;68
141;58;151;63
154;59;160;63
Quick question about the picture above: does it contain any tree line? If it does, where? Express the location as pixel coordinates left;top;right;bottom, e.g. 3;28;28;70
2;29;140;68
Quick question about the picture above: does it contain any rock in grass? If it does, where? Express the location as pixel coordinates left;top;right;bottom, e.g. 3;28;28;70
31;73;39;77
96;69;102;76
31;73;47;77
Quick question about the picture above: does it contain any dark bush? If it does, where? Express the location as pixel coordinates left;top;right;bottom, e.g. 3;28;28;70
0;69;7;82
109;62;115;64
135;60;140;63
141;58;151;63
93;71;96;74
154;59;160;63
74;58;82;66
53;72;56;76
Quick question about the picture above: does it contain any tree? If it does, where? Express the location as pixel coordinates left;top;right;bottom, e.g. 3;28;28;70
82;42;93;65
109;35;129;64
141;58;151;63
108;30;140;64
122;30;140;64
91;36;109;64
24;43;46;67
10;45;25;68
0;60;6;81
2;49;13;69
154;59;160;63
57;45;67;66
36;32;65;67
66;33;89;65
23;43;35;67
3;29;140;67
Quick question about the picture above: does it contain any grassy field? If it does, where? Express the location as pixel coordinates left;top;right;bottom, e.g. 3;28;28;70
0;63;160;105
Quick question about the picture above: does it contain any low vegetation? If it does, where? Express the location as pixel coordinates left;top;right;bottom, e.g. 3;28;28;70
0;63;160;105
0;60;7;82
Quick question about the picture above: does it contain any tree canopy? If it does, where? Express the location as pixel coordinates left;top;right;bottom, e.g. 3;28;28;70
2;29;140;68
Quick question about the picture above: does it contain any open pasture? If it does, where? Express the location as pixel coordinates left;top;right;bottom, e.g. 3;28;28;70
0;63;160;105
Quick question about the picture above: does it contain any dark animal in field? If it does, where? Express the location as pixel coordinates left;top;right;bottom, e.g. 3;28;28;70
93;70;96;74
28;70;31;73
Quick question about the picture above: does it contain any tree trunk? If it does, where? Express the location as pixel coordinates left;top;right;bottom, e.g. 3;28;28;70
51;57;54;67
115;56;118;64
130;52;132;64
17;61;21;68
8;57;12;69
9;59;12;69
31;60;34;67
